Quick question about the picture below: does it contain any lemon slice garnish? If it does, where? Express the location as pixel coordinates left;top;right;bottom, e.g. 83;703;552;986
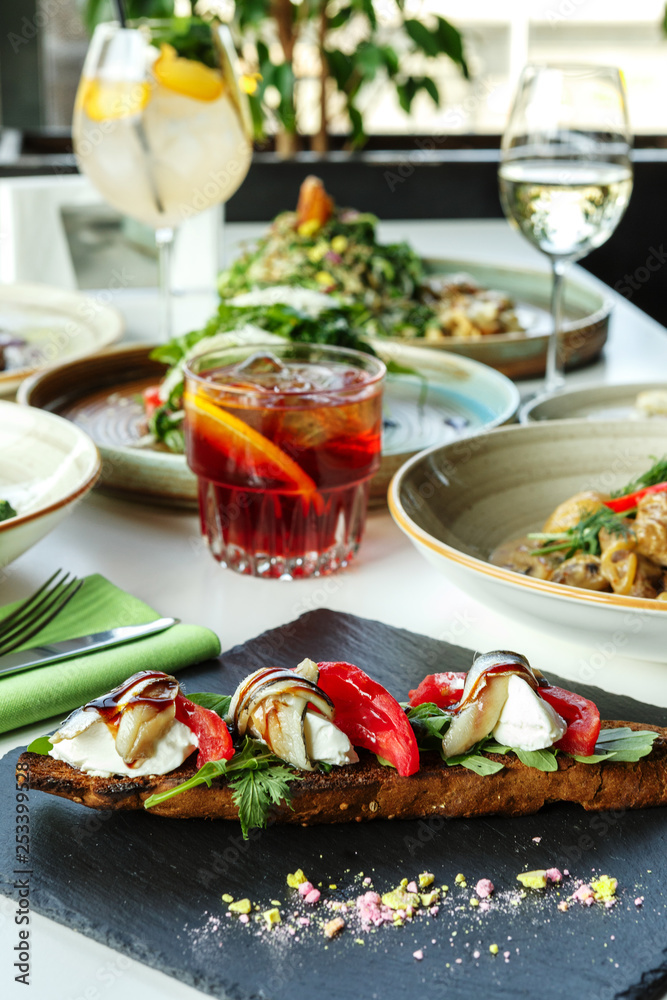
153;43;224;101
184;388;323;504
80;78;151;122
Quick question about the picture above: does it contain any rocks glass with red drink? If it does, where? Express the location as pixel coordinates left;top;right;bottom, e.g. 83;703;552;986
183;343;385;579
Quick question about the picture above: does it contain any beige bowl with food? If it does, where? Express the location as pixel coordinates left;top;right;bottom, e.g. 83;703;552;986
389;419;667;662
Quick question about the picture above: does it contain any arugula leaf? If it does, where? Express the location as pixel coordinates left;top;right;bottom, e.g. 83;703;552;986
376;755;396;768
570;752;616;764
593;727;658;762
187;693;231;719
144;738;302;838
444;753;505;776
482;741;511;755
405;703;451;752
514;748;559;772
27;736;53;755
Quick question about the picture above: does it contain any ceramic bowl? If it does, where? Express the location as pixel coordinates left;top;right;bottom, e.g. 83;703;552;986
0;401;101;568
389;419;667;661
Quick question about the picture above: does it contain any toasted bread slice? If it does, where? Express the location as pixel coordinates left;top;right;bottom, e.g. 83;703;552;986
17;721;667;824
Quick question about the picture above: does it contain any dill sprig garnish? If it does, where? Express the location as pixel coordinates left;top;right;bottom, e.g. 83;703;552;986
611;455;667;498
528;506;634;558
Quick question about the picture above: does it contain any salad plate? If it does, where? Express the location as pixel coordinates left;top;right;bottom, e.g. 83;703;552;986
18;343;519;509
0;283;124;396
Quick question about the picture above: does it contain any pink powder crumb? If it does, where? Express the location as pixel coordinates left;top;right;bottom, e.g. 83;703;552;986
356;891;394;929
363;877;372;885
298;917;310;926
479;901;491;912
605;900;616;909
406;881;418;894
475;879;494;898
546;869;563;884
298;882;314;897
413;949;424;961
239;914;249;925
305;889;321;905
473;950;480;959
635;897;644;907
429;905;440;916
564;869;570;877
572;884;595;906
455;958;462;965
504;951;511;959
532;836;542;844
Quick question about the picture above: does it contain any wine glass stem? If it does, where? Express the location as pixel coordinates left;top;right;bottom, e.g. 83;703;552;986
546;258;568;394
156;226;174;343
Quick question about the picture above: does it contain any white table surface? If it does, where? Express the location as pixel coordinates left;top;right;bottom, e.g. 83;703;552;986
2;218;667;1000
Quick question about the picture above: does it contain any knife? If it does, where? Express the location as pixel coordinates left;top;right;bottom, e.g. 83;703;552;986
0;617;180;678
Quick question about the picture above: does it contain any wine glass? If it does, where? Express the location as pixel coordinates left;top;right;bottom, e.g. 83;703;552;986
72;17;253;341
499;64;633;393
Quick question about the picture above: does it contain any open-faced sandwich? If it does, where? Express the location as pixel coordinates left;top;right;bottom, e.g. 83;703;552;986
19;652;667;838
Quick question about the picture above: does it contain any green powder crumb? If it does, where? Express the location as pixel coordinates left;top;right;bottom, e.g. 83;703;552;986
228;899;251;915
517;870;547;890
221;893;234;903
489;944;499;955
286;870;307;888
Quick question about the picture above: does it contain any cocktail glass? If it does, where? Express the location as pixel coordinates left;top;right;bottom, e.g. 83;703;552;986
183;343;386;579
72;18;253;340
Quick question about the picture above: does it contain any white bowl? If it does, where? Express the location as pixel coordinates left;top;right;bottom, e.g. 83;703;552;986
389;419;667;662
0;401;101;568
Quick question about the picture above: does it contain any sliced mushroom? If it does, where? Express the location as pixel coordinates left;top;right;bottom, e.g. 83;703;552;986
441;651;542;759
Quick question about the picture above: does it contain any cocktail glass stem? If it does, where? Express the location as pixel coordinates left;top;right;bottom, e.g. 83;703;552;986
545;258;568;394
156;226;174;342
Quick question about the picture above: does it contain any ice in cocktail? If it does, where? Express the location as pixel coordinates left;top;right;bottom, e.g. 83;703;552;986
73;23;253;231
183;344;385;579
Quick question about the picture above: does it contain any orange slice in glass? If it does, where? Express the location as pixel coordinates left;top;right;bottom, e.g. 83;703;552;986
184;388;324;507
80;78;151;122
153;43;224;101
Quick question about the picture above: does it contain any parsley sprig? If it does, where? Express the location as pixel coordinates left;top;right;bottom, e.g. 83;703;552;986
143;737;302;839
527;506;633;559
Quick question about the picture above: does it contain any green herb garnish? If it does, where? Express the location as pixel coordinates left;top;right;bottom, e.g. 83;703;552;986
187;692;232;719
0;500;17;522
405;702;451;752
611;456;667;497
144;737;301;839
528;506;633;558
27;735;53;754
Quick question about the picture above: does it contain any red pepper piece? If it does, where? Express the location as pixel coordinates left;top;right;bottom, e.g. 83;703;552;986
316;661;420;777
538;685;600;757
175;694;234;766
408;672;466;709
143;385;163;419
604;481;667;513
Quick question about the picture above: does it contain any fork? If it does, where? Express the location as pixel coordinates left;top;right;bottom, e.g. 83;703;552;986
0;571;83;656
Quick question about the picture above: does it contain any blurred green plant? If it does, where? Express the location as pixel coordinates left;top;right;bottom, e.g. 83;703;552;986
80;1;469;153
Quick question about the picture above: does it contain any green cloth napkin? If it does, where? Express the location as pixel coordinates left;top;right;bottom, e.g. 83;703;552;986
0;574;220;734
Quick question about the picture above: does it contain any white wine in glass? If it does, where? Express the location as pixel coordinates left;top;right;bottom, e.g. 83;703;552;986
73;17;253;341
499;65;633;392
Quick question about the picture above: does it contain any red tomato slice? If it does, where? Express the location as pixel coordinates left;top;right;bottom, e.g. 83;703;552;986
408;672;466;709
538;685;600;757
143;385;163;419
316;661;419;777
175;694;234;766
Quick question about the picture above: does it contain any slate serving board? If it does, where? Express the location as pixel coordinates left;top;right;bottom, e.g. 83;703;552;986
2;610;667;1000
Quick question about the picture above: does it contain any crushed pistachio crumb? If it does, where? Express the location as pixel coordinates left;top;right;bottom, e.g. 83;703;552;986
228;899;251;915
418;872;435;889
263;908;281;928
516;870;547;890
221;893;234;903
490;943;499;955
287;869;307;888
